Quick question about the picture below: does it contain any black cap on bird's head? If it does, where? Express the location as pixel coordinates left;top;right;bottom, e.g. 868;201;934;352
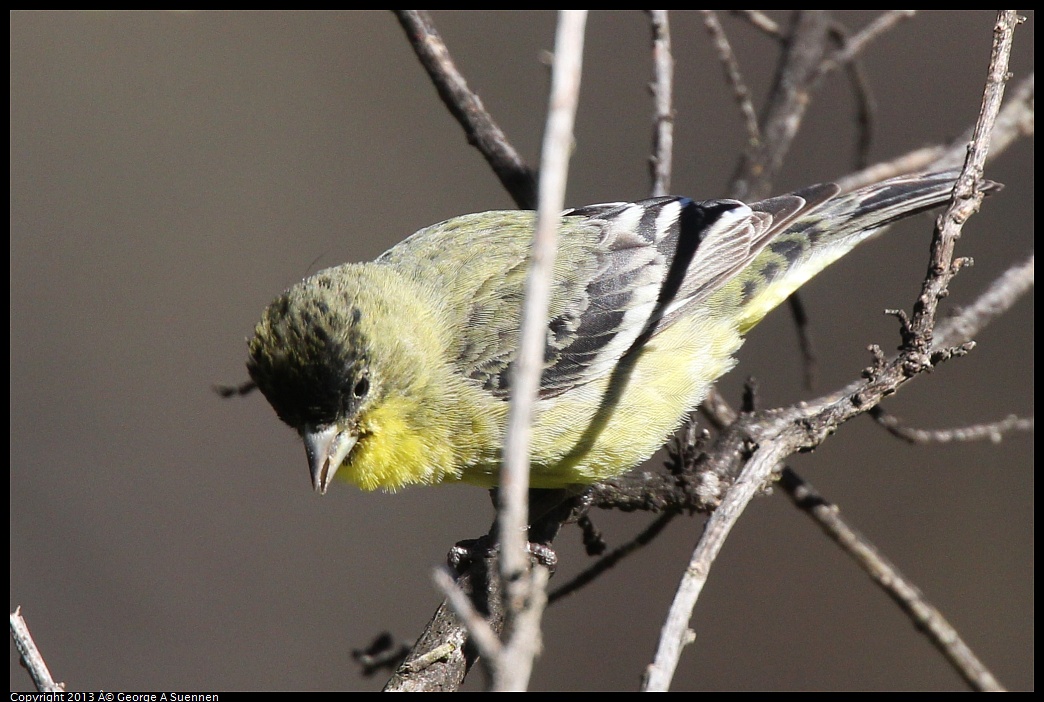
247;273;375;492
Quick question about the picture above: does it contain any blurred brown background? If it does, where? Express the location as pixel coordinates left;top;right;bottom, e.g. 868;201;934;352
10;11;1033;691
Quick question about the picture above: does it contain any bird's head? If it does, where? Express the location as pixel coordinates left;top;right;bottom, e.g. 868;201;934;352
247;266;382;494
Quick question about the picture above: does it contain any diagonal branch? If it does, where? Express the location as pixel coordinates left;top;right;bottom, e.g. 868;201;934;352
778;469;1005;691
9;608;63;693
393;10;538;208
701;10;761;149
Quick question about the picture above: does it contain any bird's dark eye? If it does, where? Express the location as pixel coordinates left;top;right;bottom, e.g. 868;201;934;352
353;377;369;398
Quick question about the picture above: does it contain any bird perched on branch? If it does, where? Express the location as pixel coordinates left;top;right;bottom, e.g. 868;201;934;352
246;171;996;494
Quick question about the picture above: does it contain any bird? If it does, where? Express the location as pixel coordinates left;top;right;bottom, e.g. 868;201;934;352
246;171;996;494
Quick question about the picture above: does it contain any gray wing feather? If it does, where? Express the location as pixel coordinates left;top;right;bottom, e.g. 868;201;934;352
417;185;839;399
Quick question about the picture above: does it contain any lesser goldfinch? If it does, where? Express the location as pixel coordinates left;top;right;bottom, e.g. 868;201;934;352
247;171;995;493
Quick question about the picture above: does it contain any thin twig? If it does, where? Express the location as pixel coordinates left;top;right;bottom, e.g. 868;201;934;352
933;252;1034;352
728;11;915;169
432;568;503;661
729;11;913;186
833;72;1033;193
816;11;918;78
730;10;831;201
870;406;1033;444
548;511;678;604
701;10;761;148
642;440;789;691
686;76;1031;624
777;14;1022;458
778;468;1006;691
383;12;1032;693
10;608;63;693
833;146;951;193
729;10;783;39
787;292;819;390
499;566;550;689
495;10;587;692
651;249;1032;519
826;22;878;169
384;546;502;691
815;12;917;170
845;57;876;169
904;11;1018;362
393;10;537;209
781;251;1033;441
647;10;674;197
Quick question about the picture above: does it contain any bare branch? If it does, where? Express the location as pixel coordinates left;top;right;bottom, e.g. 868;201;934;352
385;12;1031;693
729;10;783;39
496;11;587;692
816;11;918;77
619;242;1032;518
9;608;63;693
640;246;1032;690
548;511;678;604
783;251;1032;441
905;12;1018;362
647;10;675;197
730;10;831;201
432;567;503;661
787;292;819;389
701;11;761;149
834;72;1034;192
778;469;1006;692
870;407;1033;445
934;253;1034;351
772;13;1020;446
393;10;537;208
497;565;551;691
384;543;505;691
643;439;789;691
826;21;878;169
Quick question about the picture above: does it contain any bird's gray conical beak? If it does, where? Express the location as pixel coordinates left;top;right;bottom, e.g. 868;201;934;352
302;425;359;494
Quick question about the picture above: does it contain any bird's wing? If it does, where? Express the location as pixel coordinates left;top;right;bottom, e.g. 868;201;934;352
381;187;838;399
532;187;838;398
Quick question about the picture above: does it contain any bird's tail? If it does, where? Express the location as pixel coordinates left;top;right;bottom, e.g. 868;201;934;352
733;171;999;333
